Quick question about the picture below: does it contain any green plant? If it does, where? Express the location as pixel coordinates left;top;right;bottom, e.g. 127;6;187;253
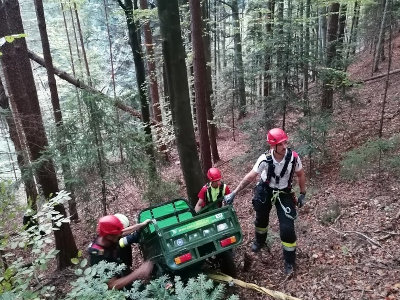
340;136;400;181
319;201;341;226
0;191;72;299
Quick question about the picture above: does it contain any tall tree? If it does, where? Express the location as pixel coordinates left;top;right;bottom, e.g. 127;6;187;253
189;0;212;174
0;77;38;205
119;0;157;178
321;3;340;112
34;0;79;221
157;0;204;205
231;0;246;118
139;0;167;157
202;0;220;163
0;0;77;269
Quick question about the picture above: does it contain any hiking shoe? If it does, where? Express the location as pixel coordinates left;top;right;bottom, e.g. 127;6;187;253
251;241;262;252
284;262;294;275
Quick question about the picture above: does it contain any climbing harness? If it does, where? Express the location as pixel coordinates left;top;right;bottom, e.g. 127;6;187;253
271;190;297;220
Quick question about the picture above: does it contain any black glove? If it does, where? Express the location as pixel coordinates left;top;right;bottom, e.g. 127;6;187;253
224;192;236;205
297;193;306;208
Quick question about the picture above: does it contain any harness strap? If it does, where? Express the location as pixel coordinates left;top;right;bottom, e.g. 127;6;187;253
261;149;295;187
205;182;225;205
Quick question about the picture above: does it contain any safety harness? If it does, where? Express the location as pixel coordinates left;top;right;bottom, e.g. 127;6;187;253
258;148;299;220
204;181;226;206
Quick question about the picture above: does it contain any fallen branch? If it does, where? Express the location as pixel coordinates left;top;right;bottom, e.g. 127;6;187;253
362;68;400;82
208;272;301;300
329;227;381;247
27;50;156;123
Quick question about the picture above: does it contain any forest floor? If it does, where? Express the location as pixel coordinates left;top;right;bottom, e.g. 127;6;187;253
65;37;400;300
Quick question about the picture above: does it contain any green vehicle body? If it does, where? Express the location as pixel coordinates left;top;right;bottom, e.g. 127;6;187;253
138;198;243;272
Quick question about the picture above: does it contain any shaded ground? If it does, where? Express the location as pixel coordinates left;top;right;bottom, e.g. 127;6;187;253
63;37;400;300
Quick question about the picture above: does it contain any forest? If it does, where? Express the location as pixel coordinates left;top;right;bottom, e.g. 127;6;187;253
0;0;399;299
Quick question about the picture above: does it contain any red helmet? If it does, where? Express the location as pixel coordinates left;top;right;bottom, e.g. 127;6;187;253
207;167;222;182
267;128;288;146
97;215;124;237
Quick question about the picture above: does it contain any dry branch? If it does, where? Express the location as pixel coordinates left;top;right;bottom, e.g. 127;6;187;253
208;272;301;300
362;68;400;82
27;50;154;123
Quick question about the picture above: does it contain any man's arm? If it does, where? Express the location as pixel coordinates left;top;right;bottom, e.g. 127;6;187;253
107;260;154;290
122;219;152;235
194;199;204;212
232;170;258;195
295;169;306;194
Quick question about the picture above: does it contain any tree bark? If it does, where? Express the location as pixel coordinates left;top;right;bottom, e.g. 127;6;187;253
139;0;168;158
157;0;204;205
0;0;77;269
120;0;157;178
232;0;246;118
34;0;79;221
202;0;220;163
373;0;388;73
321;3;339;112
189;0;212;174
0;77;38;206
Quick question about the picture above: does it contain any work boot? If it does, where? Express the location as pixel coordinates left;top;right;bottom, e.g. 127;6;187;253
251;232;267;253
284;261;294;275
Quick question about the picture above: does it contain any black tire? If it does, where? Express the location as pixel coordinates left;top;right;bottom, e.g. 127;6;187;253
217;250;236;277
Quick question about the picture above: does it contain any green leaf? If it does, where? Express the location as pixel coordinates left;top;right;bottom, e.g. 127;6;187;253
71;258;79;265
83;267;92;276
80;258;87;268
75;268;83;276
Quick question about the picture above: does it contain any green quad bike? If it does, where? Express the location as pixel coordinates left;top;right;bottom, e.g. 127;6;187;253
137;198;243;277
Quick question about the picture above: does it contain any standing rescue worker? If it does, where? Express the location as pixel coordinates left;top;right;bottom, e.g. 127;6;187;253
88;215;153;290
224;128;306;275
195;167;231;213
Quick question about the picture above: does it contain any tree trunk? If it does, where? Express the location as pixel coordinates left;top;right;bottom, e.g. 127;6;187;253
0;77;38;205
139;0;168;158
157;0;204;205
202;0;220;163
0;0;77;269
74;2;91;85
34;0;79;221
321;3;339;112
373;0;388;73
232;0;246;118
189;0;212;175
120;0;157;179
303;0;311;112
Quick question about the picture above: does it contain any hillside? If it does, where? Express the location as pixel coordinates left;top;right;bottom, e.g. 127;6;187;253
62;37;400;300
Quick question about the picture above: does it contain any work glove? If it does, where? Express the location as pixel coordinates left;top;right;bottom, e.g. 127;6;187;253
224;191;236;205
297;193;306;208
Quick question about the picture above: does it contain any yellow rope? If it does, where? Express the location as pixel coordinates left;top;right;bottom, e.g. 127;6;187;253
207;272;302;300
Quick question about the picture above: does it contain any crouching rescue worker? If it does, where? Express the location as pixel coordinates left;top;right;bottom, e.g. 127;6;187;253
88;214;153;290
224;128;306;275
195;167;231;213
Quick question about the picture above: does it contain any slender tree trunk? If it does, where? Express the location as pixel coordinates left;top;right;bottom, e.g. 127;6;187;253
0;0;77;269
202;0;219;163
379;1;392;138
189;0;212;174
0;77;38;205
139;0;168;158
303;0;311;112
232;0;246;118
157;0;204;205
350;1;360;55
263;0;275;128
120;0;157;179
34;0;79;221
74;2;91;85
373;0;388;73
321;3;339;112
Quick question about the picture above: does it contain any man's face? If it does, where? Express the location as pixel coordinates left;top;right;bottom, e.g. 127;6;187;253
211;180;221;188
105;234;121;244
274;140;288;154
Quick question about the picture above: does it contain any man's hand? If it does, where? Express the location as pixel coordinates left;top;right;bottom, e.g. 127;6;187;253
297;193;306;208
224;191;236;205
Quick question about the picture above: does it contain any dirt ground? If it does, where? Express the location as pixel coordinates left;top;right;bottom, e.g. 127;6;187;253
61;36;400;300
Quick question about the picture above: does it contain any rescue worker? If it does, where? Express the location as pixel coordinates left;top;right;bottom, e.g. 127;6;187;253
224;128;306;275
88;215;153;290
195;167;231;213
